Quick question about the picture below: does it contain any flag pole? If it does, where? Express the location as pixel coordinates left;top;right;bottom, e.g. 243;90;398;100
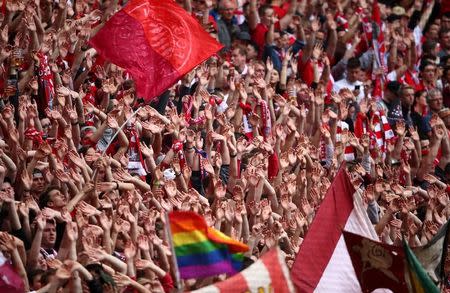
100;106;142;156
164;211;183;292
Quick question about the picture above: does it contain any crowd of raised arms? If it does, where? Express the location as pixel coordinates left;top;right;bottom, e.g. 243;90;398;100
0;0;449;291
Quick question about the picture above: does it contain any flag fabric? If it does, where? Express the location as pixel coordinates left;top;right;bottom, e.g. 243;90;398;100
290;165;380;292
404;238;441;293
413;220;449;283
343;230;408;293
192;247;295;293
343;229;448;293
168;211;248;279
89;0;223;102
371;0;387;100
0;252;24;293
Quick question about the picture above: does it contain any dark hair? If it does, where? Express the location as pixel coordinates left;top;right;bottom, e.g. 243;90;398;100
86;264;116;293
233;45;247;58
38;186;60;209
40;269;56;286
347;57;361;70
420;60;437;72
422;40;437;55
440;28;450;38
412;90;427;109
444;65;450;78
28;269;45;284
258;4;272;16
247;41;259;53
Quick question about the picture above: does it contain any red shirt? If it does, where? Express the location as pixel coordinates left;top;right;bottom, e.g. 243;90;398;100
160;273;174;293
251;22;281;52
252;23;269;50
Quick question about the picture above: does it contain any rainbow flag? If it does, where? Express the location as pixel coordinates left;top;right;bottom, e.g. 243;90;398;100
169;211;249;279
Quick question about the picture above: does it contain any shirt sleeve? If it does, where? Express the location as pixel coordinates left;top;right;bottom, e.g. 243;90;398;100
160;272;174;293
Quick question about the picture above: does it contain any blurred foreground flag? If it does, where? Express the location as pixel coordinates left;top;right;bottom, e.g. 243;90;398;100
192;247;295;293
89;0;223;102
342;230;443;293
169;211;248;279
290;166;382;292
0;252;24;293
403;238;440;293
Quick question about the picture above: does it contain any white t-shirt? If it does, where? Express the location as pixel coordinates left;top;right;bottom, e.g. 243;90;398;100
333;78;364;103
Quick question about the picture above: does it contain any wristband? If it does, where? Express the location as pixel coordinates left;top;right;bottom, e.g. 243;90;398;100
71;121;79;125
115;181;119;190
175;172;181;177
230;153;237;158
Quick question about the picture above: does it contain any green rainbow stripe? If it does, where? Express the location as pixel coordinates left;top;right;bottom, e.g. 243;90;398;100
175;240;225;256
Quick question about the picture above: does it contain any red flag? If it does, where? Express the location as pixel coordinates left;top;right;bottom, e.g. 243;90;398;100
343;230;408;293
0;253;24;293
371;0;387;100
290;166;381;292
191;247;295;293
89;0;223;102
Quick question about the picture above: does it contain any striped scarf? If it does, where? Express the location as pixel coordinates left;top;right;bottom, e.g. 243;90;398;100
37;52;55;109
125;123;146;176
336;121;355;161
354;110;394;159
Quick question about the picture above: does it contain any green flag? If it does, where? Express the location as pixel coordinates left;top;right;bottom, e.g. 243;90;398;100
403;238;440;293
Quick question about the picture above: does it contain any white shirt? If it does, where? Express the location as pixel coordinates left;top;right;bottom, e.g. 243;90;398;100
333;78;364;103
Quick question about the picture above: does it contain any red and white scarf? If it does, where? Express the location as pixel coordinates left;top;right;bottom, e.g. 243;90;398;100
37;52;55;109
336;121;355;161
354;110;394;159
125;123;146;176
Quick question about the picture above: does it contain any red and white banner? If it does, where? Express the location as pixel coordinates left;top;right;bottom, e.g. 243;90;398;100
290;165;382;292
192;247;295;293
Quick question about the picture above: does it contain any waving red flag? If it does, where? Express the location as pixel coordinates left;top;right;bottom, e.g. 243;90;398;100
89;0;223;102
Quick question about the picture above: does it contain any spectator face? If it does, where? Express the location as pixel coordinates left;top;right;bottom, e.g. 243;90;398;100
246;44;257;60
32;175;46;196
276;34;290;49
441;31;450;49
41;221;56;248
270;70;279;84
47;189;67;209
192;0;208;12
30;273;43;290
219;0;235;22
1;181;13;196
254;63;265;78
400;88;414;108
428;92;443;112
315;32;325;45
442;15;450;30
41;118;51;135
416;92;428;107
261;7;274;26
423;64;437;82
347;67;360;83
231;48;246;68
426;24;440;40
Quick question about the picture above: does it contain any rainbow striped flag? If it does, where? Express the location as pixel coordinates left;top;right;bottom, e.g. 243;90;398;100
169;211;249;279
